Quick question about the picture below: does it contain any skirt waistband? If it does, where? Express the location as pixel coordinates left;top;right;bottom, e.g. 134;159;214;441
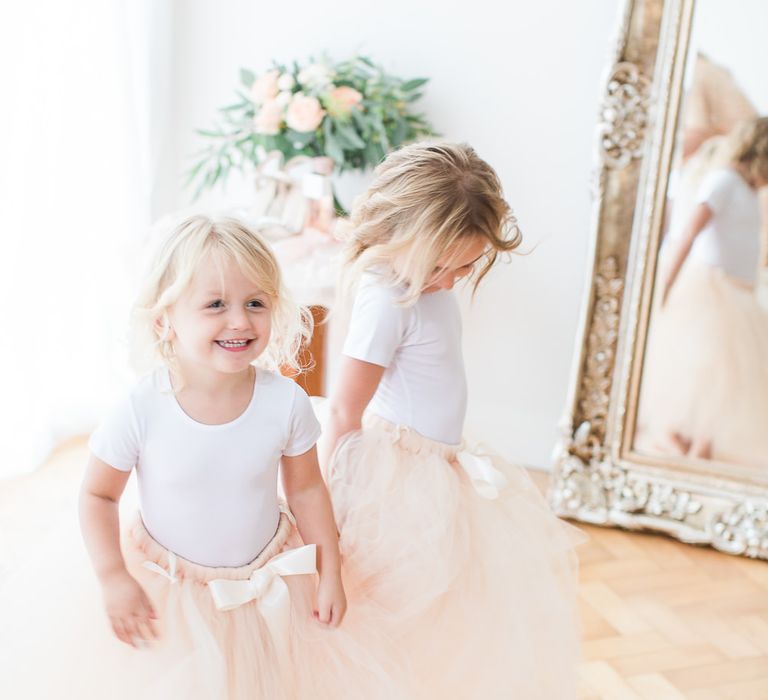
128;512;293;583
363;413;461;460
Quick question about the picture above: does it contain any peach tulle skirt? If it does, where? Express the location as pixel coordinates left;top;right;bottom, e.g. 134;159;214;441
319;412;585;699
0;511;403;700
636;262;768;468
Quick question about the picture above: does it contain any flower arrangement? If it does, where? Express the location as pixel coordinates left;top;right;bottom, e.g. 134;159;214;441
188;55;436;202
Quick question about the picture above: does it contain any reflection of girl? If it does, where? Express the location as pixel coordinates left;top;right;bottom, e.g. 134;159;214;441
680;53;757;161
637;118;768;467
663;52;756;250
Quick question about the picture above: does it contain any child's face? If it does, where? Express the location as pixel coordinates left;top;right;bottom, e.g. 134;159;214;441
422;236;488;293
165;253;272;376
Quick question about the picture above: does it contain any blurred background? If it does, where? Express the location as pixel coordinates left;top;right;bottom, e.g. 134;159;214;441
0;0;620;479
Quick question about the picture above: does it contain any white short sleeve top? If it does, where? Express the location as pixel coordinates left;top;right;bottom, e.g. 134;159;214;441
89;368;320;567
691;168;760;283
342;273;467;444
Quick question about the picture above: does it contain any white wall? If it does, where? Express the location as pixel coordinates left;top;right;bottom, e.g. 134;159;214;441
157;0;622;469
691;0;768;112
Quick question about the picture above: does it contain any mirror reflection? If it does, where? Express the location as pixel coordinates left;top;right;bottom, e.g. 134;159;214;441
634;1;768;471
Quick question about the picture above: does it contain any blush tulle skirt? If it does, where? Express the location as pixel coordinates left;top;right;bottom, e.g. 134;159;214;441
0;511;403;699
319;411;585;699
636;262;768;468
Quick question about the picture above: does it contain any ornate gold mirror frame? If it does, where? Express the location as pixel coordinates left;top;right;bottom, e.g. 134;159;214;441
550;0;768;560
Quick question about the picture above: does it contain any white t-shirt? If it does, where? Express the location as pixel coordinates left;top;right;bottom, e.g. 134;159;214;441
342;273;467;445
690;168;760;283
89;367;320;567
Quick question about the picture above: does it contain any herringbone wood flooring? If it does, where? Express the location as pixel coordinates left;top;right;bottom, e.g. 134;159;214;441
528;472;768;700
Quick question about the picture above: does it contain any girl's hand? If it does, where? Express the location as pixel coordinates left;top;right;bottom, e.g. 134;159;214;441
314;571;347;627
101;570;158;648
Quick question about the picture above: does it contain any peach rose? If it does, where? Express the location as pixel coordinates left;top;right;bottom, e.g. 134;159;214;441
250;70;279;104
326;86;363;118
254;99;283;135
286;93;325;133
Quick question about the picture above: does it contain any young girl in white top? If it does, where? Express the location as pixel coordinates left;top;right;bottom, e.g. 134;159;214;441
318;142;584;699
637;117;768;466
3;216;399;700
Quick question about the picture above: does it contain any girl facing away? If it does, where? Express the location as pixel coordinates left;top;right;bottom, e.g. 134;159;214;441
318;142;585;699
1;216;401;700
637;117;768;467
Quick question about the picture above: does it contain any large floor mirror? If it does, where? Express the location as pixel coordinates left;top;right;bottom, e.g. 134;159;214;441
551;0;768;560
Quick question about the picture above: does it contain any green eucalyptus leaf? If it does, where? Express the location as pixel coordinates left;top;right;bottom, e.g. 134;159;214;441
323;121;345;164
363;140;385;167
325;135;345;164
401;77;428;91
334;122;366;149
220;101;248;112
285;129;315;146
184;158;207;186
391;118;408;146
350;109;370;135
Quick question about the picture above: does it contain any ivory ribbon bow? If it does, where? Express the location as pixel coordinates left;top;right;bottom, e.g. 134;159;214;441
207;544;317;657
456;449;508;499
142;551;178;583
142;543;316;658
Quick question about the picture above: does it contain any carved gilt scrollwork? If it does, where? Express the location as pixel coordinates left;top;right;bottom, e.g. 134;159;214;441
598;61;652;169
711;502;768;558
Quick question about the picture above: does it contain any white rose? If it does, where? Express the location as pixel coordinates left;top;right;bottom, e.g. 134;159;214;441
277;73;295;91
276;91;292;108
297;63;333;89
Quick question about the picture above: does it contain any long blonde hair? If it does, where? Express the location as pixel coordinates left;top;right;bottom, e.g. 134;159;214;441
130;215;311;376
678;116;768;197
729;116;768;185
341;141;522;304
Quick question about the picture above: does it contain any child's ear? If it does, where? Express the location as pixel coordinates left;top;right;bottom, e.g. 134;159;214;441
154;314;175;342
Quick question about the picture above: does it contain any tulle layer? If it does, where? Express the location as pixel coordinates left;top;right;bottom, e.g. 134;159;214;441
637;262;768;468
320;413;585;700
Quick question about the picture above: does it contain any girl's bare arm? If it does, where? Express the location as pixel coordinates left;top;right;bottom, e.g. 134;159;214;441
318;356;385;469
661;202;712;305
79;454;157;646
281;446;346;626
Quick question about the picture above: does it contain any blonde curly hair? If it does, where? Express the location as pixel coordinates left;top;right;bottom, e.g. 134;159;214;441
130;215;311;377
341;140;522;304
